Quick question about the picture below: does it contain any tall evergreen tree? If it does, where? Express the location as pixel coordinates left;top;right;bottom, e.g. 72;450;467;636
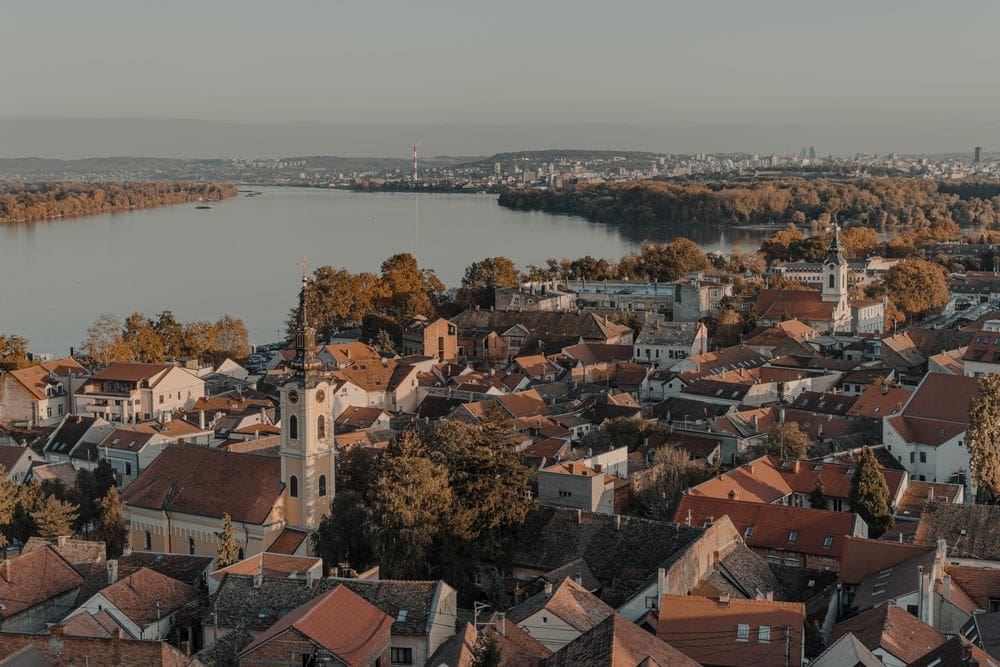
30;495;78;538
96;487;128;558
968;374;1000;503
849;447;894;537
216;513;242;567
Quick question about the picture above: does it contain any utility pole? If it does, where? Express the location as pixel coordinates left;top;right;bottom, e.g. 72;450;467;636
783;625;791;667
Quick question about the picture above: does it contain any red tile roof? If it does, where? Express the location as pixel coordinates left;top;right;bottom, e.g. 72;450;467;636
830;604;945;665
675;495;857;558
838;537;934;585
89;362;173;382
98;567;199;626
121;444;282;524
0;546;84;619
239;585;392;664
210;553;320;582
658;594;805;667
267;528;310;555
756;288;837;323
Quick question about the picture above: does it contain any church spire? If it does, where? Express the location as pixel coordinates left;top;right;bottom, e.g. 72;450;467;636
291;259;321;374
826;223;844;265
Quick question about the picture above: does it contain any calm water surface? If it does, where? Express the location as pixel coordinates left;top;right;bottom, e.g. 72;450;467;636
1;187;775;353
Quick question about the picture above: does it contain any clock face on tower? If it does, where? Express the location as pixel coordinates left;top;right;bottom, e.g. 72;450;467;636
288;389;299;404
315;389;325;403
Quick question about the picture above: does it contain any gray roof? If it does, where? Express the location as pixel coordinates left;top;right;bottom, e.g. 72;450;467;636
700;542;786;601
916;504;1000;561
810;631;883;667
211;574;445;637
512;507;704;608
852;548;935;613
635;320;700;347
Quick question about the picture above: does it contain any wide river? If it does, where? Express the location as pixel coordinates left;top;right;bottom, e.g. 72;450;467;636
1;186;777;353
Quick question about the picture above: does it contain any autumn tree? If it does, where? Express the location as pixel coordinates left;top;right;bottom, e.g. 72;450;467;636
31;495;79;538
457;257;522;308
968;374;1000;503
0;467;17;548
96;487;128;558
879;259;949;322
121;312;166;363
714;309;745;347
750;422;811;460
154;310;189;359
760;227;806;263
632;446;712;521
619;239;710;282
849;447;894;537
840;227;879;259
0;334;31;370
212;315;250;360
809;479;827;509
216;513;243;566
377;253;445;322
294;266;378;341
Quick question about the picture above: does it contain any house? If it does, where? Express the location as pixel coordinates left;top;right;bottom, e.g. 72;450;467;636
0;626;189;666
0;445;35;482
513;354;564;383
561;343;634;384
675;494;865;570
334;406;392;432
207;574;458;667
116;550;214;589
882;372;980;489
915;504;1000;563
881;332;928;380
633;318;708;369
0;358;86;427
542;612;698;666
98;416;213;488
809;632;883;667
42;414;115;467
317;342;382;370
657;594;806;667
670;346;770;379
686;455;907;514
537;448;630;515
334;357;423;413
829;604;946;667
964;320;1000;378
505;577;614;652
401;316;458;363
208;552;323;594
682;377;778;407
121;444;286;558
495;281;578;312
0;545;85;632
672;276;734;321
909;635;1000;667
76;362;205;423
743;319;820;355
237;585;392;667
65;567;200;641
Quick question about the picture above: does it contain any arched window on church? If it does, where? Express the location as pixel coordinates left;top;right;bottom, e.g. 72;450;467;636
289;415;298;439
317;415;326;440
289;475;298;498
319;475;327;497
828;274;835;288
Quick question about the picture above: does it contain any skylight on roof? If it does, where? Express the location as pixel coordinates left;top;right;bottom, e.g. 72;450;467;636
396;609;409;623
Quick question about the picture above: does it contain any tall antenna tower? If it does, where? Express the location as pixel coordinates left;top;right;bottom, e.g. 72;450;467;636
412;144;418;182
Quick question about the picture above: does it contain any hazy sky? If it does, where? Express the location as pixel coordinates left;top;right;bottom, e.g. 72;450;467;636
2;1;999;155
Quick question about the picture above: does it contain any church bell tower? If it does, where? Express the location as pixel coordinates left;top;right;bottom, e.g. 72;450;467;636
821;225;848;305
279;269;335;533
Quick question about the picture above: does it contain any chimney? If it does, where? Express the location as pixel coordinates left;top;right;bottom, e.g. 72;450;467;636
543;581;553;595
942;574;952;601
765;591;774;601
882;383;889;395
575;509;582;524
657;567;668;597
614;514;622;531
778;406;785;424
936;538;948;565
123;544;133;557
57;535;68;547
728;489;738;500
252;574;262;589
929;486;934;501
0;559;10;582
594;463;602;473
107;559;118;585
713;550;720;567
306;568;317;587
719;593;730;606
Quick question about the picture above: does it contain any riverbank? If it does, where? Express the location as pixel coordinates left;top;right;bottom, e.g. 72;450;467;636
0;182;238;224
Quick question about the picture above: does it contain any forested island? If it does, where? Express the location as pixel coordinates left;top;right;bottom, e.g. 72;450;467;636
498;178;1000;231
0;181;237;224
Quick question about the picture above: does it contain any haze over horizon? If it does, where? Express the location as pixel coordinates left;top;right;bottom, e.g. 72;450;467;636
2;1;998;158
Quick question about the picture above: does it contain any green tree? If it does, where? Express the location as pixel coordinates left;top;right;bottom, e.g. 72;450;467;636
30;494;79;538
750;422;811;460
471;630;501;667
809;479;827;509
849;447;894;537
154;310;188;359
968;374;1000;503
457;257;522;308
216;512;243;566
371;457;452;579
313;491;375;574
96;487;127;558
632;446;712;521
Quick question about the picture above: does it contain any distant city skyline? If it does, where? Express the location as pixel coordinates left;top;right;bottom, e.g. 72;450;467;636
2;1;999;158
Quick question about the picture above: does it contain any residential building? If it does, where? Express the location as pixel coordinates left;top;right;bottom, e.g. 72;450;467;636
237;585;392;667
208;552;322;594
495;281;577;311
0;358;86;427
672;276;734;321
0;627;189;666
633;318;707;369
658;594;806;667
964;320;1000;377
98;416;213;487
537;447;629;515
505;577;614;652
0;546;84;632
0;445;35;482
829;604;945;667
401;315;458;363
75;362;204;423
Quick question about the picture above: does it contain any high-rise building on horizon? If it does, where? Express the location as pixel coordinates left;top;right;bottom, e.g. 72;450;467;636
975;146;982;164
808;146;816;160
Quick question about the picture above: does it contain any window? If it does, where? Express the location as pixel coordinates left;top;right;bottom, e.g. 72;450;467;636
189;537;196;555
125;462;132;476
289;415;298;439
390;647;413;665
145;531;152;550
736;624;750;641
920;452;927;463
910;452;915;463
744;526;754;539
829;274;835;288
158;395;164;405
759;626;771;643
990;599;1000;613
787;531;798;543
822;535;834;548
319;475;327;497
289;475;298;498
317;414;326;440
